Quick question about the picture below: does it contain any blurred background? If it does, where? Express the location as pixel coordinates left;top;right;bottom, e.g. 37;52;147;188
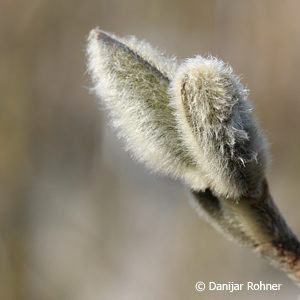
1;0;300;299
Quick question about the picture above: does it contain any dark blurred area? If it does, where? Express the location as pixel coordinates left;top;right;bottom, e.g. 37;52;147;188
1;0;300;299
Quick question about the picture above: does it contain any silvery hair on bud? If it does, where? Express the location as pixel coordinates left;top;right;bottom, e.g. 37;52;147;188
86;28;269;200
169;57;269;199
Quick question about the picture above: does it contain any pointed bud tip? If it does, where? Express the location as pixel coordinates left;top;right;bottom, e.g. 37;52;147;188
89;28;115;44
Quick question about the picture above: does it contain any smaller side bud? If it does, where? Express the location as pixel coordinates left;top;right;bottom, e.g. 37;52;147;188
169;56;269;199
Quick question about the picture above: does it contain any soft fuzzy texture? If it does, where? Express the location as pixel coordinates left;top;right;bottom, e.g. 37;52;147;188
86;28;269;199
86;29;208;190
169;57;268;199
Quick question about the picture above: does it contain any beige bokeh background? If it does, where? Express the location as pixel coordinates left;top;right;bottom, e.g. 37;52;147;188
1;0;300;299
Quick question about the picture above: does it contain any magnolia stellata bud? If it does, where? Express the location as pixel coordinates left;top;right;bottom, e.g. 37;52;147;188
86;28;268;199
86;29;300;284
